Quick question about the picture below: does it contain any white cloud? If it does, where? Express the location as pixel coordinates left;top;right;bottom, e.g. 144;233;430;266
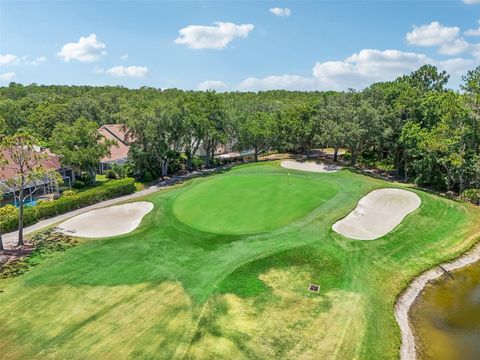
406;22;460;46
57;34;106;62
237;47;478;92
0;72;16;81
198;80;228;91
239;75;316;91
437;58;476;77
406;21;478;57
120;53;129;60
313;49;430;89
106;65;148;77
465;20;480;36
0;54;18;65
439;38;472;55
175;22;254;49
25;56;48;65
463;0;480;4
269;8;291;17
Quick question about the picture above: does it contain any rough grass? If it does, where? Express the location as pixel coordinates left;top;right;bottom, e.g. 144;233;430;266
1;161;479;359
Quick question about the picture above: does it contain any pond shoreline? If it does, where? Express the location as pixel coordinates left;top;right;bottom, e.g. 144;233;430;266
395;239;480;360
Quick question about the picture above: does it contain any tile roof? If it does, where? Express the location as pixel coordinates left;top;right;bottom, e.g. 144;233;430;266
0;148;61;181
99;124;131;163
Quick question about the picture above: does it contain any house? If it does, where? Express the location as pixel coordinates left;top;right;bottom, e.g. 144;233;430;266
98;124;131;173
0;147;74;206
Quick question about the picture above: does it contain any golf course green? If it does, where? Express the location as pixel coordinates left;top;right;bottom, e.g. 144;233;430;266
1;161;479;359
173;172;337;234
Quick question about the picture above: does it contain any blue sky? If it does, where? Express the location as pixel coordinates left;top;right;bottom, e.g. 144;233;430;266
1;0;479;91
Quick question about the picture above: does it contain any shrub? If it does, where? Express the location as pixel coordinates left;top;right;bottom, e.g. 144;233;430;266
0;178;136;233
105;169;118;179
142;170;153;182
462;188;480;205
0;204;18;217
62;190;77;197
79;173;95;185
72;180;86;189
191;156;204;170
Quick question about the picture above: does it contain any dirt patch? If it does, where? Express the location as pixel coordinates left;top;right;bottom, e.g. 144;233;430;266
186;267;365;359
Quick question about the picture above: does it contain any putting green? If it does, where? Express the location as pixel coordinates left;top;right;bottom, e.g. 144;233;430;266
172;173;336;234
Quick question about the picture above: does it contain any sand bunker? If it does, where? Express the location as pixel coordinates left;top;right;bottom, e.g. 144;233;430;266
332;188;421;240
57;201;154;238
281;160;341;173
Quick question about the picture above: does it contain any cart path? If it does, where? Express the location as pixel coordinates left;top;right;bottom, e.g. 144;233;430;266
2;166;232;248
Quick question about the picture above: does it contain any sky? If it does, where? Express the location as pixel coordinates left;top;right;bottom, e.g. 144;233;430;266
0;0;479;91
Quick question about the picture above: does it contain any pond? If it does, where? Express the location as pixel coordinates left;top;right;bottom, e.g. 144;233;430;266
411;261;480;360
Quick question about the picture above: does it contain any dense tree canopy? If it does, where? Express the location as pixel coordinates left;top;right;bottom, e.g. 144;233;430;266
0;64;479;194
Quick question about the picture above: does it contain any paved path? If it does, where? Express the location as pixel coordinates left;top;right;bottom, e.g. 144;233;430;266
3;166;232;248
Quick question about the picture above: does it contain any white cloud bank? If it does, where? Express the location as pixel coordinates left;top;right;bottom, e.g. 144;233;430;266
106;65;148;77
463;0;480;4
57;34;106;62
0;72;16;81
198;80;227;91
0;54;19;65
237;48;477;92
239;75;315;91
175;22;254;49
269;8;291;17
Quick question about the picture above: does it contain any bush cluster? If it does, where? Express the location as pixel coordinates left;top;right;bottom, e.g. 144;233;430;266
0;178;136;233
462;189;480;205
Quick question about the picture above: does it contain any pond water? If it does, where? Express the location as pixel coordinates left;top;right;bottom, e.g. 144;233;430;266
410;261;480;360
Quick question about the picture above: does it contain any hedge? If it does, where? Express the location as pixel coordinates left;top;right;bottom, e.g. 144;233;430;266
1;178;136;233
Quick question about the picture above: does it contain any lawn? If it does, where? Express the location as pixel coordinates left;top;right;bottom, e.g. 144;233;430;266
1;161;479;359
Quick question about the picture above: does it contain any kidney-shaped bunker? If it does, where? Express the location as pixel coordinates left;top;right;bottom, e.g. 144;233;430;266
58;201;154;238
332;188;421;240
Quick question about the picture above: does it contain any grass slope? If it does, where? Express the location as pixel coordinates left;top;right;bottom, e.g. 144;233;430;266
1;161;479;359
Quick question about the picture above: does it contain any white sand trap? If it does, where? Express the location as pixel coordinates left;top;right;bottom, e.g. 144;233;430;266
281;160;341;173
58;201;154;238
332;188;421;240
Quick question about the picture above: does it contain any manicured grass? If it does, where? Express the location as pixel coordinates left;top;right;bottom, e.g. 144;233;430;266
0;161;479;359
173;172;337;234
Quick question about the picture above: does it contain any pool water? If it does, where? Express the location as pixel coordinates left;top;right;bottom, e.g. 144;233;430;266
411;261;480;360
11;199;38;207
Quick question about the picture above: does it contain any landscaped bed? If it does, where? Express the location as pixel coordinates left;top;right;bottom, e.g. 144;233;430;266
0;161;479;359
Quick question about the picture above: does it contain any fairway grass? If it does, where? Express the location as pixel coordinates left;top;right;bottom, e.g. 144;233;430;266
1;161;479;359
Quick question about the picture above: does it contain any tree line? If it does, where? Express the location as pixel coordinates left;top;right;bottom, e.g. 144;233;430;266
1;64;479;196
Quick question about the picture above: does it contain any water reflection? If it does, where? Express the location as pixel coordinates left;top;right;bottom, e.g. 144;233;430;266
411;262;480;360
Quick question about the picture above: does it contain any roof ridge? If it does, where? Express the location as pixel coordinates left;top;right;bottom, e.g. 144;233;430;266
101;124;126;146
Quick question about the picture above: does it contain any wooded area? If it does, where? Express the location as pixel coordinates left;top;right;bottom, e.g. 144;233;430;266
1;64;479;196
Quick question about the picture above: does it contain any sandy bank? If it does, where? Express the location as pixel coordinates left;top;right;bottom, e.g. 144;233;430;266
280;160;341;173
57;201;154;238
395;242;480;360
332;188;421;240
